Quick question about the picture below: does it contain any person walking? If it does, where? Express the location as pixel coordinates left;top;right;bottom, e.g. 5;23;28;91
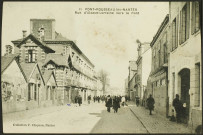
136;96;140;107
172;94;183;123
146;94;155;115
88;95;91;104
93;96;96;103
121;96;126;107
98;96;100;103
75;96;78;104
113;96;120;113
78;95;82;106
106;95;112;112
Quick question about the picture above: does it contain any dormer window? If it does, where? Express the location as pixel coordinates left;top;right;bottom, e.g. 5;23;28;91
28;50;36;63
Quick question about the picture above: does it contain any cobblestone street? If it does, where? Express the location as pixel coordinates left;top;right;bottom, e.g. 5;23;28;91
3;101;192;134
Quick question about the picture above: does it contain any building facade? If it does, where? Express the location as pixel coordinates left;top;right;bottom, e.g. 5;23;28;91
168;1;201;130
128;61;137;99
135;42;151;105
11;19;99;106
148;14;170;117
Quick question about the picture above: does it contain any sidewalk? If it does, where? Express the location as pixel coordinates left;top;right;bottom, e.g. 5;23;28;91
126;101;192;134
2;102;85;122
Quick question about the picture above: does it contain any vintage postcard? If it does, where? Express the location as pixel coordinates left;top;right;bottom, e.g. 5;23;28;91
1;1;202;134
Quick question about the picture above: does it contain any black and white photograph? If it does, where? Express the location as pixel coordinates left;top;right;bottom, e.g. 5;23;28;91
1;1;202;134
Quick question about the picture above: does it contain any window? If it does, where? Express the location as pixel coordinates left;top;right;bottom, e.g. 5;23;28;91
179;3;190;44
34;84;37;101
28;83;34;101
195;63;200;107
172;73;175;100
160;78;165;86
172;18;178;51
28;50;36;63
191;1;200;34
163;43;167;63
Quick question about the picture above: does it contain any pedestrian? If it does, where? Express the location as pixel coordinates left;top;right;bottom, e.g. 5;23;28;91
75;96;78;104
113;96;120;113
105;95;112;112
101;95;105;103
93;96;96;103
78;95;82;106
136;96;140;107
146;94;155;115
88;95;91;104
172;94;183;123
98;96;100;103
121;96;126;106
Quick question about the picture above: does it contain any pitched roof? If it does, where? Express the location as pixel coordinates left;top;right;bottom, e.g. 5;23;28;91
20;62;45;85
12;34;55;53
1;54;28;82
1;54;19;73
20;63;37;80
44;53;69;67
42;69;54;84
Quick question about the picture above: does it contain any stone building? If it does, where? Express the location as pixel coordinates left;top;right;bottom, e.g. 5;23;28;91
11;19;97;105
168;1;201;130
135;42;151;105
148;14;170;117
20;62;46;110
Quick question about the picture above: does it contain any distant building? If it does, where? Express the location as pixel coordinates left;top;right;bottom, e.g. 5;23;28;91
128;61;137;98
135;42;151;105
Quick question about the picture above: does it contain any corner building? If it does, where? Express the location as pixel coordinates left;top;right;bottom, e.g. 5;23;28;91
168;2;201;130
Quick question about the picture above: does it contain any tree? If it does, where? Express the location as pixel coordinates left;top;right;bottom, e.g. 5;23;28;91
98;69;109;94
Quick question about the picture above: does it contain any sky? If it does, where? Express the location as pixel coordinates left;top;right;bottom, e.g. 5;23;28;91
1;2;169;90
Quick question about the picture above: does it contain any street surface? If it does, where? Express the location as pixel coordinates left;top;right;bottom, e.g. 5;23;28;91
3;101;191;134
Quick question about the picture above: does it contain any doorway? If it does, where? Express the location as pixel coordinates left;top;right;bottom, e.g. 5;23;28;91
178;68;190;123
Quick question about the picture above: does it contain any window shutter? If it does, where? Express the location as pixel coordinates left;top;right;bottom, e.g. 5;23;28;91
35;50;37;62
191;2;196;34
179;10;182;44
25;50;28;63
176;15;179;48
195;1;200;32
186;2;190;40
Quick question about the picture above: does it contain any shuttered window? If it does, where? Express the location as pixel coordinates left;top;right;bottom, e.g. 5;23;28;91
172;18;177;51
179;3;190;44
194;63;200;107
191;1;200;34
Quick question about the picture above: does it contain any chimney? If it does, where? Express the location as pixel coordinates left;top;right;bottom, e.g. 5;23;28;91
38;27;45;41
5;45;13;56
22;30;27;38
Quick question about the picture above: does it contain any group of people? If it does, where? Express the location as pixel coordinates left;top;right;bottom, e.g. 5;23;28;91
105;95;127;113
93;95;105;103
